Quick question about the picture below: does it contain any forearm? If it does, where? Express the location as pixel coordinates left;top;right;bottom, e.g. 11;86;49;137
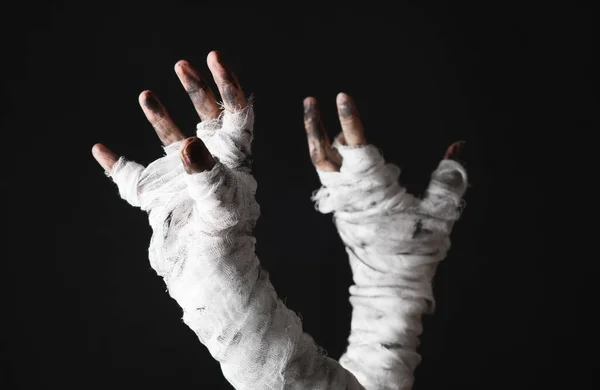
338;246;443;390
115;150;364;389
172;236;364;389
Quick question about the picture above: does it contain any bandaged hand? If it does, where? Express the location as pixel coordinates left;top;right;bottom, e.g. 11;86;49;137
303;94;468;389
92;51;366;390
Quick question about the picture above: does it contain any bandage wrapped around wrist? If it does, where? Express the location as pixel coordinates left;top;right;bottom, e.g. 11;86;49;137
312;139;467;390
109;106;365;390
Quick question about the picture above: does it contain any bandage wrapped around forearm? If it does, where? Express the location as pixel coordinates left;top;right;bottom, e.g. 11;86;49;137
109;106;365;390
312;140;467;390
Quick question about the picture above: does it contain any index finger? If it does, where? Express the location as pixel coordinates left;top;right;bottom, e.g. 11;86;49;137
139;90;186;146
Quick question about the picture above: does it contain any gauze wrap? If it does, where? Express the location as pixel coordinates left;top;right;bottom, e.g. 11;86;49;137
311;139;468;390
109;106;366;390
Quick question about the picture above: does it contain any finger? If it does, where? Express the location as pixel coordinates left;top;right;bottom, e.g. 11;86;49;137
174;60;221;121
206;50;247;112
336;92;367;147
303;97;341;172
444;140;466;167
422;141;468;202
180;136;215;174
139;90;186;146
420;158;468;219
92;143;119;173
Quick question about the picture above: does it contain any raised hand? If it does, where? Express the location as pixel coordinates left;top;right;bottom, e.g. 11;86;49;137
91;52;366;390
92;50;247;175
304;93;467;390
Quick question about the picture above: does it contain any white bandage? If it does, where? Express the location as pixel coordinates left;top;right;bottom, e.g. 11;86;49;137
109;106;366;390
312;138;468;390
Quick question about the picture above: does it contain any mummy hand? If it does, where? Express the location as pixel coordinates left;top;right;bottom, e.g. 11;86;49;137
91;50;257;278
303;93;468;276
91;50;246;175
303;93;468;390
91;53;370;389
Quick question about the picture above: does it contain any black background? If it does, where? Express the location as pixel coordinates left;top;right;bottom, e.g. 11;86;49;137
3;1;592;389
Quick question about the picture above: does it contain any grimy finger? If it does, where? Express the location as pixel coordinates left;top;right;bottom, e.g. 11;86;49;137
139;90;186;146
92;143;119;173
336;92;367;147
174;60;221;121
206;50;247;112
303;97;341;172
180;136;215;174
444;140;466;167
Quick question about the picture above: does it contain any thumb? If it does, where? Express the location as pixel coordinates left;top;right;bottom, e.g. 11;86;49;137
420;141;468;219
92;143;145;207
180;136;215;174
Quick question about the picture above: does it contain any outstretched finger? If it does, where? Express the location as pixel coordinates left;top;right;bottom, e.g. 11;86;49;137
206;50;247;112
174;60;221;121
336;92;367;147
303;97;341;172
139;90;186;146
92;143;119;173
444;140;466;167
420;140;468;219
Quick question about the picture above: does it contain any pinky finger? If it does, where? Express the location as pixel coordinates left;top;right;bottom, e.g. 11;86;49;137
443;140;466;166
92;143;119;173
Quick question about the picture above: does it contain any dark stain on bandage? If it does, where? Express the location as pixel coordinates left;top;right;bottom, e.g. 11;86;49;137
396;249;439;256
382;343;403;350
196;306;206;313
436;170;464;188
360;241;368;248
164;211;173;238
143;92;162;113
238;156;253;170
412;219;433;239
230;331;242;349
370;201;376;206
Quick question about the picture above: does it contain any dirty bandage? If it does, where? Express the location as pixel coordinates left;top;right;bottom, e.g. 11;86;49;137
311;138;468;389
109;106;367;389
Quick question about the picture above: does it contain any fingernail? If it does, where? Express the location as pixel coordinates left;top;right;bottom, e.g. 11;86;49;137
336;92;349;105
182;138;215;174
303;98;315;114
143;91;162;113
445;141;466;164
184;138;204;164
